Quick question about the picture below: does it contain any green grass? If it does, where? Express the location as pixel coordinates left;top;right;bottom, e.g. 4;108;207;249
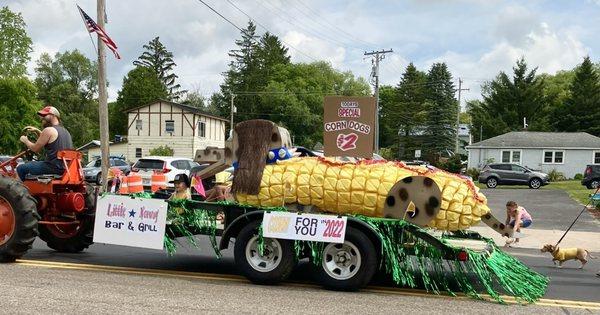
476;180;597;205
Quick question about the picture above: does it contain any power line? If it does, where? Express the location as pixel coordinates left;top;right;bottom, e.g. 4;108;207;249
224;0;319;62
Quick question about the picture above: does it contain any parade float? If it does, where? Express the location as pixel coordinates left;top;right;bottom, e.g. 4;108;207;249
0;118;548;305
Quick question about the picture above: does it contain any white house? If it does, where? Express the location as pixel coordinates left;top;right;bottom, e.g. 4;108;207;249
466;131;600;178
78;140;128;162
124;100;227;162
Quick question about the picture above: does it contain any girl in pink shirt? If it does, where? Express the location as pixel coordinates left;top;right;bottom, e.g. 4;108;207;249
505;200;533;247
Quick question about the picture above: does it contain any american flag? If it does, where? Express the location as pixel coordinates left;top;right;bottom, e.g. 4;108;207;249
77;5;121;59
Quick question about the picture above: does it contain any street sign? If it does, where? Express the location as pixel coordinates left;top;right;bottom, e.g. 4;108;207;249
323;96;376;158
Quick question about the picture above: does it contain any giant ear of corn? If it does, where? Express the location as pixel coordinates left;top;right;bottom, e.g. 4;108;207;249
235;157;501;232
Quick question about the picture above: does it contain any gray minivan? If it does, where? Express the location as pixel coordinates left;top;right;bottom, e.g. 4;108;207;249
478;163;549;189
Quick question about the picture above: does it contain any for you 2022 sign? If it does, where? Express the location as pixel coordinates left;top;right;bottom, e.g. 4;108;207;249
93;195;168;250
323;96;376;158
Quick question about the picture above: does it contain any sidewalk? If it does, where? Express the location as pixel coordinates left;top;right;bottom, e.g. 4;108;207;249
470;226;600;252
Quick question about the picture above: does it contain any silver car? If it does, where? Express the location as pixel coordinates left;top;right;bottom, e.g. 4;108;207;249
83;157;131;185
478;163;549;189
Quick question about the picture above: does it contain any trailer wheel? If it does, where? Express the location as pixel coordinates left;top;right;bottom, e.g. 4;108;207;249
234;220;295;285
317;227;377;291
0;176;39;262
39;184;95;253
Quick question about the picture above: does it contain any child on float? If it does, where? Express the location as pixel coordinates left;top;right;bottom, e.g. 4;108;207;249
169;173;191;214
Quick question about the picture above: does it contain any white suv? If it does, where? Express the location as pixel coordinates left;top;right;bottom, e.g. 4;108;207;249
132;156;199;189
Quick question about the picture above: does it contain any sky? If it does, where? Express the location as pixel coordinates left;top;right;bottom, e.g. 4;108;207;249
5;0;600;108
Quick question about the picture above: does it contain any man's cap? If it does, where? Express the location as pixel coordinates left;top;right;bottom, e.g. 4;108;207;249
37;106;61;118
170;173;190;187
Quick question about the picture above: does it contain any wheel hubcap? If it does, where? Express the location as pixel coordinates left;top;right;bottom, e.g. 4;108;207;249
488;179;497;187
0;196;16;246
322;241;361;280
245;235;282;273
532;180;540;188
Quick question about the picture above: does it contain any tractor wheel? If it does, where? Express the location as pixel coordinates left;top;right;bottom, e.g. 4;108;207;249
0;176;39;262
39;184;95;253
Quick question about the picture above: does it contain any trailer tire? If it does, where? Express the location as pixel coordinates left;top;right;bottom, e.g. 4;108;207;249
38;184;95;253
317;227;377;291
234;220;295;285
0;176;39;262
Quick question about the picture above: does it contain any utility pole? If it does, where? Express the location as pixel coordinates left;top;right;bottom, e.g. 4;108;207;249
230;93;236;134
97;0;110;191
455;78;469;155
364;49;393;154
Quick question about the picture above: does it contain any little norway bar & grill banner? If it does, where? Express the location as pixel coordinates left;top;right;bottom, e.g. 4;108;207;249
323;96;376;158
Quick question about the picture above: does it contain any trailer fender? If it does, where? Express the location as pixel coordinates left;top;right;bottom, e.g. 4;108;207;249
219;210;264;250
344;217;382;260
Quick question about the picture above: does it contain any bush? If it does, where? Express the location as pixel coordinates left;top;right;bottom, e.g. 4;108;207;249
574;173;583;180
466;167;480;179
149;145;174;156
438;155;463;174
548;169;566;182
378;147;394;161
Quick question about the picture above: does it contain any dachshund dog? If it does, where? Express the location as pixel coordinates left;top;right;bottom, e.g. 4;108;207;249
541;244;596;269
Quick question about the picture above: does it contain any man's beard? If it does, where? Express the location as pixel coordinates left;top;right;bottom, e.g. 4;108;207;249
42;118;51;128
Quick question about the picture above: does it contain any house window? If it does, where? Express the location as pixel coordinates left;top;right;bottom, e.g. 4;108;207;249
135;148;142;158
135;119;143;130
593;151;600;164
165;120;175;133
197;121;206;138
543;150;565;164
501;150;521;164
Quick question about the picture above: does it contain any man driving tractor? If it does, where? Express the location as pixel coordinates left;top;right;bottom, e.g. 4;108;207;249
16;106;73;181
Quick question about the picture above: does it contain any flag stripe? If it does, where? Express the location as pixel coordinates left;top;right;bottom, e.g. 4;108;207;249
78;5;120;59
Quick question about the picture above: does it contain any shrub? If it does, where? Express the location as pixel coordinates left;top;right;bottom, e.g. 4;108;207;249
149;145;174;156
438;155;463;174
574;173;583;180
378;147;394;161
466;167;480;179
548;169;566;182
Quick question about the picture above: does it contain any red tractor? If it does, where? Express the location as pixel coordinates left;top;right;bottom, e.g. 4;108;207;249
0;135;96;262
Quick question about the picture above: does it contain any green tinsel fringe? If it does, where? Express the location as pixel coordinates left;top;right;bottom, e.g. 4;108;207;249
122;194;548;303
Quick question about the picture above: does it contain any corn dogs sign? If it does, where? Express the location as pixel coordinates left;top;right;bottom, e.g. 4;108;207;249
323;96;376;158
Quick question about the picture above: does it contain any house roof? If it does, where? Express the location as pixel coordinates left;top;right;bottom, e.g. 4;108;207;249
467;131;600;149
126;99;228;122
77;140;127;151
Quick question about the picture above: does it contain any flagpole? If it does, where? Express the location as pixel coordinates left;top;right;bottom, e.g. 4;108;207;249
97;0;110;191
76;5;97;53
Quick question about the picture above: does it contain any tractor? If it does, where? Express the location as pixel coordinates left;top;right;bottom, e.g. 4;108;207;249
0;128;96;262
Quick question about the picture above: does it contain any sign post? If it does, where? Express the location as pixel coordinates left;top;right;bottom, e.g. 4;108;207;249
323;96;376;158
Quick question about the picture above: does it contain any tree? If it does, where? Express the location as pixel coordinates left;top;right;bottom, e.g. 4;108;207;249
469;58;547;140
380;63;428;159
34;50;99;147
111;66;168;137
0;78;39;153
423;63;457;159
551;56;600;136
182;89;221;116
134;37;185;100
0;7;32;78
149;145;174;156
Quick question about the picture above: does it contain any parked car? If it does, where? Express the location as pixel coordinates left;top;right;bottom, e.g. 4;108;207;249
132;156;199;189
582;165;600;189
83;156;131;185
478;163;549;189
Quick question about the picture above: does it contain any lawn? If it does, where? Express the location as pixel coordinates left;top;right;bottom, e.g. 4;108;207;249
475;180;598;205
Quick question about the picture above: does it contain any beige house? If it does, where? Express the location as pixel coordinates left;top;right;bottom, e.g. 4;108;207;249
125;100;227;162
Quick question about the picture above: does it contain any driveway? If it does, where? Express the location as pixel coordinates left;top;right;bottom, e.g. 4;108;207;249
480;189;599;232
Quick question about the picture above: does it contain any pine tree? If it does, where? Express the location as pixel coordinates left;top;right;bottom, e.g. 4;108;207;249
469;58;547;140
134;37;185;100
552;56;600;136
423;63;457;160
396;63;428;159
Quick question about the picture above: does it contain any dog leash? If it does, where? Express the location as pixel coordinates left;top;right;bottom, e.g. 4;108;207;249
554;186;600;247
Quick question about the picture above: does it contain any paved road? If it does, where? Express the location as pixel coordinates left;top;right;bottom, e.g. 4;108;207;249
481;189;599;232
4;263;591;315
6;188;600;312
